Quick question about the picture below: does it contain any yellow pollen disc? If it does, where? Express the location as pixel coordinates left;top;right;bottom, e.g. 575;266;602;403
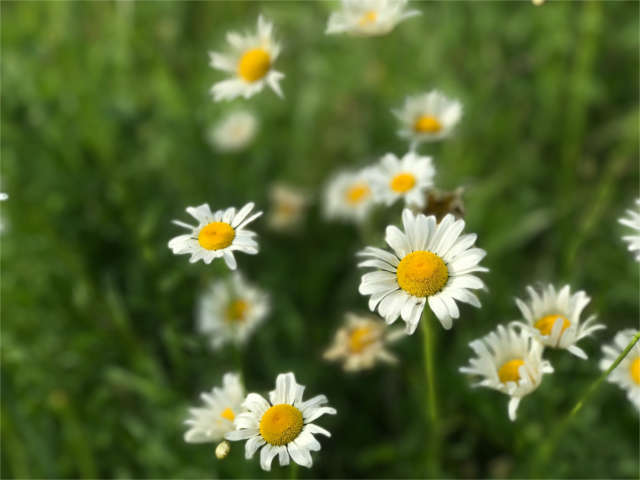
237;48;271;82
349;326;375;353
359;10;378;25
345;184;370;205
498;359;525;383
225;299;248;323
259;404;304;446
220;407;235;422
413;115;443;134
630;357;640;385
390;173;416;193
396;251;449;297
198;222;235;250
534;314;570;336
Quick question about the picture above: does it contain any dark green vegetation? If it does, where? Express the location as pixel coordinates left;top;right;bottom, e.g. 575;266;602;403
2;1;638;478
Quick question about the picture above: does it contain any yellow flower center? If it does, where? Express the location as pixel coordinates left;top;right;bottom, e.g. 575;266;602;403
498;359;525;383
359;10;378;25
225;299;248;323
345;184;370;205
396;251;449;297
413;115;442;134
349;326;376;353
534;314;570;336
198;222;235;250
390;173;416;193
237;48;271;82
630;357;640;385
259;404;304;446
220;407;235;422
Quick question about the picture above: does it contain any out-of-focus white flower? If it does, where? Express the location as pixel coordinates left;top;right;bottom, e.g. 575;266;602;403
208;110;258;152
370;151;435;209
323;169;376;223
326;0;420;37
267;184;309;232
600;329;640;411
619;198;640;262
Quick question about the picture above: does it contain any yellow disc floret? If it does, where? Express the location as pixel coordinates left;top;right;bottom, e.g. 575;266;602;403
220;407;235;422
349;326;376;353
225;299;248;323
413;115;442;134
259;404;304;446
498;359;525;383
534;314;570;336
630;357;640;385
390;173;416;193
345;184;370;205
396;251;449;297
359;10;378;26
198;222;235;250
237;48;271;82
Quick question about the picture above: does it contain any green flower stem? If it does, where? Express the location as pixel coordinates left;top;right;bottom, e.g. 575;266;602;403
289;461;299;480
421;308;440;477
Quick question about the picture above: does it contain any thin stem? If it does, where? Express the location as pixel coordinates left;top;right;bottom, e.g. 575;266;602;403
421;308;439;477
289;461;299;480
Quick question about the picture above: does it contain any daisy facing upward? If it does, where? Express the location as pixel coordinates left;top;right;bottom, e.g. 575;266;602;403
323;168;376;223
326;0;421;37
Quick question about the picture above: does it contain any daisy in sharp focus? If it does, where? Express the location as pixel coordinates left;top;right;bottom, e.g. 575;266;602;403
226;372;336;471
619;198;640;262
460;324;554;421
513;284;605;359
358;209;487;333
209;15;284;101
323;312;405;371
393;90;462;149
267;183;309;232
600;329;640;410
208;110;258;152
323;169;376;223
326;0;421;37
184;373;245;444
168;202;262;269
198;272;270;351
370;151;435;208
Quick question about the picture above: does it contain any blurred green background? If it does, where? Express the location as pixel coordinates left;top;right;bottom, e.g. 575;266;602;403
2;1;639;478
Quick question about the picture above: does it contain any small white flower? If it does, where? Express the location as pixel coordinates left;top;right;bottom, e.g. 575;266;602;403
168;202;262;269
209;15;284;101
513;284;605;359
370;151;435;208
326;0;421;37
267;184;309;232
460;324;554;421
619;198;640;262
323;312;404;371
323;169;376;223
600;328;640;411
226;372;336;471
208;110;258;152
358;209;488;333
198;272;270;350
0;193;7;201
393;90;462;148
184;373;246;443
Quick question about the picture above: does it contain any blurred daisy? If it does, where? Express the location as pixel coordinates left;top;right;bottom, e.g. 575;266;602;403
226;372;336;471
208;110;258;152
326;0;420;37
619;198;640;262
168;202;262;269
393;90;462;148
0;193;7;201
323;312;404;371
184;373;245;443
600;329;640;410
513;284;605;359
198;272;270;350
370;151;435;208
460;324;554;421
267;184;309;232
358;209;487;333
209;15;284;101
323;169;376;223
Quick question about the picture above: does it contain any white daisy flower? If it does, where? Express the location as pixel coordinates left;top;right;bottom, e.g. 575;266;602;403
225;372;336;471
323;169;376;223
326;0;421;37
184;373;246;443
370;151;435;208
600;328;640;411
323;312;404;372
393;90;462;148
513;284;605;359
168;202;262;269
267;184;309;232
209;15;284;101
0;193;7;201
619;198;640;262
460;324;554;421
197;272;270;351
208;110;258;152
358;209;487;333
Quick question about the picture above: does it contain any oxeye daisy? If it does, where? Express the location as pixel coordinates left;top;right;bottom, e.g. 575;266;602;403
184;373;245;444
323;312;405;371
267;184;309;232
208;110;258;152
358;209;487;332
600;329;640;411
460;324;554;421
225;372;336;471
168;202;262;269
323;169;376;223
197;272;270;351
326;0;421;37
209;15;284;101
393;90;462;149
370;151;435;208
513;284;605;359
619;198;640;262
